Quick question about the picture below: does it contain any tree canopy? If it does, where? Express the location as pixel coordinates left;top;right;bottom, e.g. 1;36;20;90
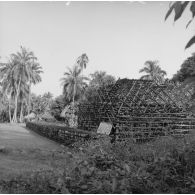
172;53;195;82
61;65;88;104
165;1;195;49
139;60;167;84
89;71;116;88
30;92;53;115
0;46;43;122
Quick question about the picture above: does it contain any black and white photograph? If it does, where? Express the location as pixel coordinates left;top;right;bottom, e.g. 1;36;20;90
0;0;195;193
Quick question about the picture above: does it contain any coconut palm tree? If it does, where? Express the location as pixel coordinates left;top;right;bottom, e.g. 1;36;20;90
27;62;43;115
10;46;42;122
0;77;10;122
0;62;16;122
18;79;30;122
76;53;89;72
0;47;42;123
139;60;167;84
61;65;88;105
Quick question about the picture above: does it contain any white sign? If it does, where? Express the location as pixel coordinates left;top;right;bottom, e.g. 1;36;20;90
97;122;112;135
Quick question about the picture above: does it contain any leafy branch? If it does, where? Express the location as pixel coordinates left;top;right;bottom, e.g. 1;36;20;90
165;1;195;49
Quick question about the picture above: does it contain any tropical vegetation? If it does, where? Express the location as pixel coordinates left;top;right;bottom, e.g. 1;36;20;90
165;1;195;49
173;53;195;83
2;133;195;193
61;65;88;105
0;46;43;123
1;3;195;194
89;71;116;88
139;60;167;84
1;48;195;124
30;92;53;115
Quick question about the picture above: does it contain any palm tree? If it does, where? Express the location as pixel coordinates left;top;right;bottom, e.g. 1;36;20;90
0;76;10;122
10;46;42;122
76;53;89;72
27;62;43;115
18;79;30;122
139;60;167;84
0;47;42;123
61;65;88;105
0;62;16;122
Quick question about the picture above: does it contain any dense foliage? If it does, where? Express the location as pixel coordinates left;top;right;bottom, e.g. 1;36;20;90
89;71;116;88
172;53;195;106
50;95;69;121
30;92;53;115
1;134;195;193
173;53;195;82
84;71;116;103
0;46;43;123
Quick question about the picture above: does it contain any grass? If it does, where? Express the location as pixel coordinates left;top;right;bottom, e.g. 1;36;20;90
0;123;67;180
0;145;73;193
1;123;195;193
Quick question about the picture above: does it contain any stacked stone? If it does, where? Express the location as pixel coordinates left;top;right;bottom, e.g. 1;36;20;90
26;121;98;146
78;79;195;142
78;102;102;131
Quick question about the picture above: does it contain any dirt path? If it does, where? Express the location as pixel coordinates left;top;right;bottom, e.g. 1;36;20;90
0;123;66;179
0;123;61;150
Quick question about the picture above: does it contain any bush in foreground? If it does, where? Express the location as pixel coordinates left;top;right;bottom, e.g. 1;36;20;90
1;134;195;193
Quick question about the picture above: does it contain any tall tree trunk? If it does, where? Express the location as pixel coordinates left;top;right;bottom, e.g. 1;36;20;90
28;83;31;115
19;101;24;123
12;96;18;123
12;77;21;123
73;85;75;107
71;80;76;127
8;98;12;123
72;79;76;107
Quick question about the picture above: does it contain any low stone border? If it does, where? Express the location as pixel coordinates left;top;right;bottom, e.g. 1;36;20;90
26;121;99;146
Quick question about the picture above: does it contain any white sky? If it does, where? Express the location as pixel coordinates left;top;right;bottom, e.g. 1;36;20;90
0;1;195;97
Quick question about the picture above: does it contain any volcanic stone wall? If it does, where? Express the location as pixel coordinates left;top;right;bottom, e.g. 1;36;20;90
78;102;102;131
26;121;99;146
78;79;195;141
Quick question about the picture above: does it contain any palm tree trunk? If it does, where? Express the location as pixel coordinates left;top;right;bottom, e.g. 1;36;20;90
28;83;31;115
8;98;12;123
12;96;18;123
71;80;76;126
12;77;21;123
19;101;24;123
72;80;76;106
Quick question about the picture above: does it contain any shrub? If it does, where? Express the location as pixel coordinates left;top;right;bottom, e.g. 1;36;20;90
0;170;70;194
64;134;195;193
0;110;9;123
1;133;195;193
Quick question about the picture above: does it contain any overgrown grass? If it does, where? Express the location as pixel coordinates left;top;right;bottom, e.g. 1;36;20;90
1;132;195;193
